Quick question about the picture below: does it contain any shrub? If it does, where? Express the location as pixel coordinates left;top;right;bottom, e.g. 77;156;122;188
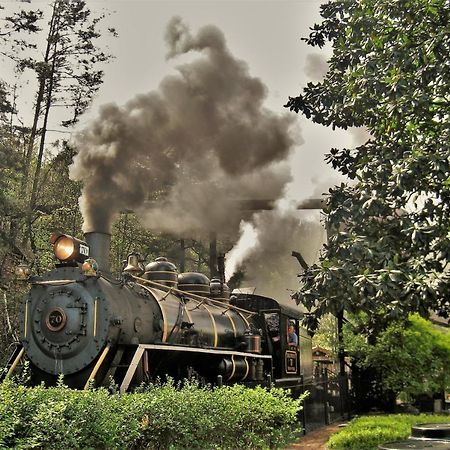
327;414;450;450
0;378;305;449
130;379;305;449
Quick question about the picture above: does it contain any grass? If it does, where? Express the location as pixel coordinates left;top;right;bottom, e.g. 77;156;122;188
327;414;450;450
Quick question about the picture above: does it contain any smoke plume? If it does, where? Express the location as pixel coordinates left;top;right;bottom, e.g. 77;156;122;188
227;206;326;305
226;220;258;278
70;17;329;305
70;17;297;234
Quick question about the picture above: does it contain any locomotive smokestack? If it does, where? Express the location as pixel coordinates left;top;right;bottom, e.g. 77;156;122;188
84;232;111;274
217;254;225;284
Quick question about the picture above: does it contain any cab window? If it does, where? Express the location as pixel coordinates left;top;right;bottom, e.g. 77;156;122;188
287;320;298;346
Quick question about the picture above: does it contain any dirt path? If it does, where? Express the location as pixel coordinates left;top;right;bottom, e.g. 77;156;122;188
285;422;347;450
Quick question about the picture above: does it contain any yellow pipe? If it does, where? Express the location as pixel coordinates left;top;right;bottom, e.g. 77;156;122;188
237;310;250;328
5;347;25;379
203;304;218;347
24;301;29;339
227;355;236;381
242;357;249;381
225;311;237;338
93;298;98;337
84;345;110;390
138;284;169;342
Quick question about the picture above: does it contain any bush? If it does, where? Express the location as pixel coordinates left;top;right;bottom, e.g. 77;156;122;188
327;414;450;450
0;378;305;449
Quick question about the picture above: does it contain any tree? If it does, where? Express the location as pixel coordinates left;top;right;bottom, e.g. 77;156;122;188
0;2;116;362
0;1;115;254
287;0;450;333
0;86;31;364
0;141;84;365
110;213;217;278
31;141;84;270
348;314;450;400
312;314;338;356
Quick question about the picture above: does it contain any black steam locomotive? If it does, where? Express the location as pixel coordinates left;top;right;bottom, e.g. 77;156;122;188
3;232;312;392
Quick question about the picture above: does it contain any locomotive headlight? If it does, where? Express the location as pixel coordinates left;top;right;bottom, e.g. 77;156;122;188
51;233;90;263
54;236;75;260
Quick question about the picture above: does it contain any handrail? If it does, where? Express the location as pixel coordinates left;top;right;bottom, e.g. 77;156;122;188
131;275;256;319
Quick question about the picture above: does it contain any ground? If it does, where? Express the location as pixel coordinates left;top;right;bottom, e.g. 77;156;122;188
286;422;347;450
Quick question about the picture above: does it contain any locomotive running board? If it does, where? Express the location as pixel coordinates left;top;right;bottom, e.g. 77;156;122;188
119;344;272;393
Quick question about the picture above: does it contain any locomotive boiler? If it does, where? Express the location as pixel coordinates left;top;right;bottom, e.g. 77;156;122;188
3;231;312;392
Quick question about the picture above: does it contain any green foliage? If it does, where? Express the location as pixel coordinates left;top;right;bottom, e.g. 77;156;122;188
2;1;115;128
312;314;338;356
288;0;450;330
0;378;305;449
350;314;450;398
111;212;222;277
327;414;450;450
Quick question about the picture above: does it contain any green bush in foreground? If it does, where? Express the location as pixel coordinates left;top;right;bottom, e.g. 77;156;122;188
327;414;450;450
0;378;305;449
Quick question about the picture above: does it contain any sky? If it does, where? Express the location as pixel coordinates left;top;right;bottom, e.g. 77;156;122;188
3;0;361;301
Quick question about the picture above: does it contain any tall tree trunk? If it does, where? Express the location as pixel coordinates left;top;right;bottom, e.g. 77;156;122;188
25;1;61;261
209;232;217;278
179;239;186;272
22;1;58;188
29;49;57;213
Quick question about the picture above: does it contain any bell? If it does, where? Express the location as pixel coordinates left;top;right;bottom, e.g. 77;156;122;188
123;253;144;276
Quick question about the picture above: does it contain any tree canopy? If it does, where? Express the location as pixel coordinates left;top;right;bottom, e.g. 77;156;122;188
287;0;450;331
347;314;450;398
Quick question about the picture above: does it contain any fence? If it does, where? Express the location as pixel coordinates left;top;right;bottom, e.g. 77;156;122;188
299;372;351;433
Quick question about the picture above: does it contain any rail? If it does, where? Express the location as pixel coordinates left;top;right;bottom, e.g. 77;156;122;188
131;274;257;319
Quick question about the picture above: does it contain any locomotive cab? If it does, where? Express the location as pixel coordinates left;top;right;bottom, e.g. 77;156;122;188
230;293;313;386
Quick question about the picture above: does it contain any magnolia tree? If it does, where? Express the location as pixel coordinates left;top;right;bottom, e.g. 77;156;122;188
287;0;450;333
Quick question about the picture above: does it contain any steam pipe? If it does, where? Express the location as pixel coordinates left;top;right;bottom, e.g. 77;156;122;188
122;197;325;214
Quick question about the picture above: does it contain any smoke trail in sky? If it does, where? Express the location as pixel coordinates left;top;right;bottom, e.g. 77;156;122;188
70;17;297;235
70;17;329;305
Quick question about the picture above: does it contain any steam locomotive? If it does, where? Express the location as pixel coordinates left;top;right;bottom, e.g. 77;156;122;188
3;232;313;392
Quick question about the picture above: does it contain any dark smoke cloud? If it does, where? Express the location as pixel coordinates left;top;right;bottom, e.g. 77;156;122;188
70;17;297;234
139;160;292;236
231;208;326;305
